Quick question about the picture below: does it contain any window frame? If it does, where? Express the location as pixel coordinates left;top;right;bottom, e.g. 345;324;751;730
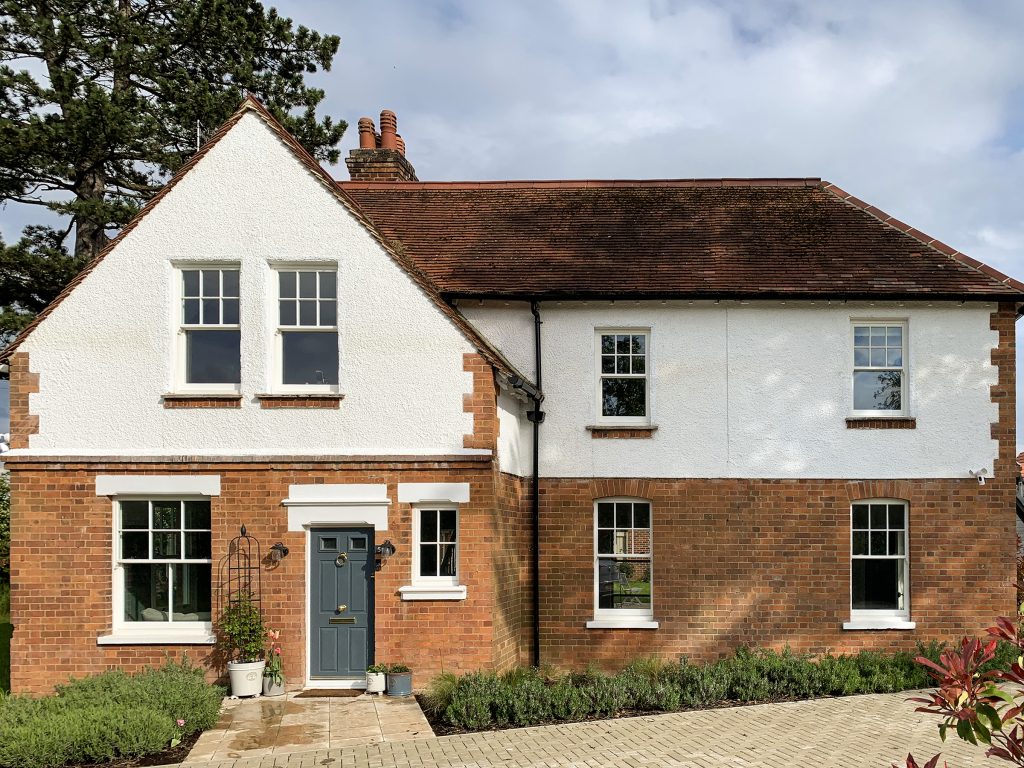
849;499;910;624
111;495;214;636
592;497;654;622
271;265;340;394
595;329;651;427
850;320;908;417
173;264;241;394
411;505;460;588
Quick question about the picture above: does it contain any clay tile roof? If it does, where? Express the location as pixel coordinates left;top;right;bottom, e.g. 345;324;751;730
339;180;1024;300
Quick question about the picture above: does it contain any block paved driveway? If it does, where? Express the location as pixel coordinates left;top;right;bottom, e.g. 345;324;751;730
188;691;985;768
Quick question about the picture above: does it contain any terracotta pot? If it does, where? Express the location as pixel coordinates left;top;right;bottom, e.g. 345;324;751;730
227;660;265;697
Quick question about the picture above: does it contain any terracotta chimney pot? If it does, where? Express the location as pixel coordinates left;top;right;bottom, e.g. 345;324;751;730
346;107;418;182
357;117;376;149
379;109;399;150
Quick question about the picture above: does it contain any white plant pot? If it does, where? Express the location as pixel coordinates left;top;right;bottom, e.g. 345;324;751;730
227;660;266;698
366;671;386;694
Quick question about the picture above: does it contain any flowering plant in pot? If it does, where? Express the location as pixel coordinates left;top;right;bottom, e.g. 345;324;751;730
263;628;285;696
386;663;413;697
366;663;388;695
218;595;266;697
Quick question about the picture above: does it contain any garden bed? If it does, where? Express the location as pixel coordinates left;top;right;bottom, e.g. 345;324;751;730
419;643;1017;735
0;659;224;768
63;730;202;768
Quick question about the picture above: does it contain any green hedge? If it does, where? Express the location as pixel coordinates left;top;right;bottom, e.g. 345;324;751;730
0;659;224;768
424;644;1011;731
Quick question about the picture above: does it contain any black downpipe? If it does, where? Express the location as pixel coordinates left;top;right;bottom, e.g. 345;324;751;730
528;301;544;667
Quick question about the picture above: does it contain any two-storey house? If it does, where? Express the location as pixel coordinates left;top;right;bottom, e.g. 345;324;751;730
2;98;1020;694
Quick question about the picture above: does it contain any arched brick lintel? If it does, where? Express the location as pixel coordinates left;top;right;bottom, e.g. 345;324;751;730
844;480;913;503
590;478;654;500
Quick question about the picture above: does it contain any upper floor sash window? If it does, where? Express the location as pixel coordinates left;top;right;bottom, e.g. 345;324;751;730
275;268;339;391
852;322;906;415
178;267;240;390
597;330;650;425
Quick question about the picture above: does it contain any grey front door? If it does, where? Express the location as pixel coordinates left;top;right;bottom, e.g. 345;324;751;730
310;528;374;679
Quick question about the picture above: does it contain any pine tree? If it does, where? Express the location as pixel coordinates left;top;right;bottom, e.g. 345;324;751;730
0;0;345;342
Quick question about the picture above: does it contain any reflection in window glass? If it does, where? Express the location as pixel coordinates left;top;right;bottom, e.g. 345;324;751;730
281;332;338;385
852;324;904;412
181;269;240;386
277;269;338;387
596;501;652;613
418;509;458;579
599;332;649;419
851;502;907;613
119;500;213;623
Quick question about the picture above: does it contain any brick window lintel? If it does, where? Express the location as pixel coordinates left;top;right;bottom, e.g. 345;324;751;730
162;393;242;409
586;425;659;439
256;393;344;409
846;417;916;430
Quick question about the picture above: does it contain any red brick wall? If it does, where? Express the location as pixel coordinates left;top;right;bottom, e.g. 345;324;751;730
537;475;1016;670
7;458;527;695
7;352;38;449
463;353;498;450
491;471;531;670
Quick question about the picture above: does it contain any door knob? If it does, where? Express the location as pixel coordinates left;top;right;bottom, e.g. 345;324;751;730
337;604;347;613
335;552;348;567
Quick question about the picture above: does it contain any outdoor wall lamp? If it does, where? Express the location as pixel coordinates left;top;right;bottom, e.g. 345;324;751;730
269;542;290;563
375;539;396;571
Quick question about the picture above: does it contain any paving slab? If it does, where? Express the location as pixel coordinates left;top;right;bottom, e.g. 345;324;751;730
182;690;989;768
182;692;432;764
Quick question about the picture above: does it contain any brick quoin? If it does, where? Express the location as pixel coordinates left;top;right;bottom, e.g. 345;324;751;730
463;352;498;450
7;352;38;449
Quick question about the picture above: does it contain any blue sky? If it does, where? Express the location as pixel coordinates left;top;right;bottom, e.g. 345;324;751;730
2;0;1023;447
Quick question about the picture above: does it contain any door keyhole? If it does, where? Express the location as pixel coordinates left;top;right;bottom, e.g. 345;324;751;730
335;552;348;567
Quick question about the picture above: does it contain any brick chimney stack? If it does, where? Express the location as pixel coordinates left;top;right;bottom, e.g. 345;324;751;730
345;110;418;182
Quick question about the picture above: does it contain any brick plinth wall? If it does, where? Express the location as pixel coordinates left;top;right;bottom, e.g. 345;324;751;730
7;457;530;695
537;475;1016;669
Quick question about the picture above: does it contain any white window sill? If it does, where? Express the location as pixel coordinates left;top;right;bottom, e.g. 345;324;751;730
586;619;659;630
399;584;467;601
842;620;916;631
97;631;217;645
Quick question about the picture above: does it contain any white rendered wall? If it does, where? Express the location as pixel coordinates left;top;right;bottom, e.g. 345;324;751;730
17;112;478;456
464;300;1000;479
497;389;533;476
461;303;535;381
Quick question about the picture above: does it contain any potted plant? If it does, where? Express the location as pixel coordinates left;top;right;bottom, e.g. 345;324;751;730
366;663;387;695
218;595;266;697
263;628;285;696
386;663;412;697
